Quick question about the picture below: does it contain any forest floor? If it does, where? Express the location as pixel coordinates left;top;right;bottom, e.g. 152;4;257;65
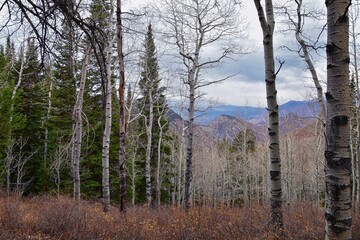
0;194;359;240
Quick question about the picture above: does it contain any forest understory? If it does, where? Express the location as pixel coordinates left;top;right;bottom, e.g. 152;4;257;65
1;193;359;240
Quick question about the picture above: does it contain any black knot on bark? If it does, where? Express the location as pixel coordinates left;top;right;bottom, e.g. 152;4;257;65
343;57;350;64
325;211;336;222
326;157;352;172
269;111;278;118
326;43;336;55
325;92;336;101
325;150;336;160
332;115;348;126
270;171;280;180
337;15;348;24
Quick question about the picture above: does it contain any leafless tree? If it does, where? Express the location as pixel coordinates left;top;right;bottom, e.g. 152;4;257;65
116;0;127;212
100;0;116;213
254;0;283;233
158;0;245;209
71;43;91;201
277;0;326;124
4;137;37;200
349;1;360;212
49;134;71;198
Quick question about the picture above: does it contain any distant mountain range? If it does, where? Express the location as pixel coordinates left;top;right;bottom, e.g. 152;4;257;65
169;100;320;125
168;100;320;142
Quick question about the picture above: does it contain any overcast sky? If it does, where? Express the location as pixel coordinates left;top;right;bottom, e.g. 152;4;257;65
203;0;327;107
124;0;331;107
0;0;346;107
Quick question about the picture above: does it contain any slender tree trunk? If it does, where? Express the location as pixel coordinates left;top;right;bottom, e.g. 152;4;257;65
145;89;154;205
6;47;25;196
131;149;136;206
116;0;126;212
44;78;53;167
294;0;326;123
55;153;61;198
184;80;195;209
102;39;113;213
177;122;185;207
10;47;25;125
171;143;176;205
357;87;360;213
324;0;352;239
155;115;165;206
254;0;283;232
315;127;323;208
5;141;14;196
350;115;356;206
71;43;91;201
351;10;360;212
285;135;291;205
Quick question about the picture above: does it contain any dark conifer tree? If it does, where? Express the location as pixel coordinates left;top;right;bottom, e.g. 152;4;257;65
136;24;173;204
13;38;47;193
47;19;79;194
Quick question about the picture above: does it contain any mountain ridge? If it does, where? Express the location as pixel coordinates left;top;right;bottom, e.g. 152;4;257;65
168;99;320;142
193;99;320;125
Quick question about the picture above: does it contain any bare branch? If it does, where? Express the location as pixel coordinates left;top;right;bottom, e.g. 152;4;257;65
275;58;285;76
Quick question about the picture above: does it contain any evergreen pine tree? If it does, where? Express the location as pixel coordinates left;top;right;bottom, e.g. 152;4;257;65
0;38;27;192
136;24;173;204
80;0;112;198
6;38;48;194
48;19;79;195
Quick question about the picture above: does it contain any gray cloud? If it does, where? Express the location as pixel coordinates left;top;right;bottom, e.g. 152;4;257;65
128;0;328;107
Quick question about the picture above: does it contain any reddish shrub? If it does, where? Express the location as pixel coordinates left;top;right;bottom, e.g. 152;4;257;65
1;195;358;239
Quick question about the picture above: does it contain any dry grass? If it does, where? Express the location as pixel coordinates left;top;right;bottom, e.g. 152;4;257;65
0;194;359;240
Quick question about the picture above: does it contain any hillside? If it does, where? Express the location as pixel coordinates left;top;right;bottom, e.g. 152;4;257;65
169;100;320;142
195;100;320;125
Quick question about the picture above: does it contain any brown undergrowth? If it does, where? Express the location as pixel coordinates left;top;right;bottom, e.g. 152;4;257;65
0;194;359;240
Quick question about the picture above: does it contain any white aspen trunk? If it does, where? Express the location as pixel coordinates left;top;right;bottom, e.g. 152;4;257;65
357;86;360;213
264;143;270;205
10;47;25;124
350;116;356;205
243;131;249;206
102;38;114;213
184;79;195;209
177;123;185;207
6;47;25;195
177;145;183;207
351;10;360;212
130;134;139;207
315;128;323;208
116;0;126;212
101;0;115;213
301;158;306;201
285;135;291;205
145;88;154;205
171;141;177;205
325;0;352;239
295;0;326;123
131;151;136;206
71;43;91;201
44;71;53;167
254;0;283;232
155;114;165;206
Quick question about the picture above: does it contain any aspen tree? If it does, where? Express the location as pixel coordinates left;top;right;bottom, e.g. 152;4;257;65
324;0;352;239
253;0;283;232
